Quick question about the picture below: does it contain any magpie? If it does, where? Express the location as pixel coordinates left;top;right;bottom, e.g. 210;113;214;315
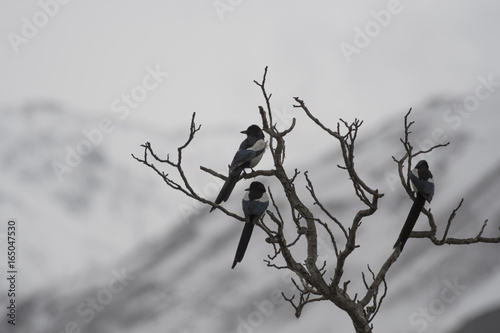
210;125;266;212
394;160;434;251
232;181;269;269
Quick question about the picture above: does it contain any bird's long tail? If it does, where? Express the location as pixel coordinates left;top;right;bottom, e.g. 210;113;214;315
394;194;426;251
231;221;255;269
210;168;242;212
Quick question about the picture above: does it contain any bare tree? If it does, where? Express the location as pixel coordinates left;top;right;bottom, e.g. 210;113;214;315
132;67;500;333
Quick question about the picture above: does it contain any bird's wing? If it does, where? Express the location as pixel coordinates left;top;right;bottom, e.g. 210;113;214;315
410;173;434;202
247;198;269;218
229;149;257;172
233;138;266;170
242;198;252;223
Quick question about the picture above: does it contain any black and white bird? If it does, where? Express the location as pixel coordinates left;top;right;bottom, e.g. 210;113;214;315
394;160;434;251
232;181;269;269
210;125;266;212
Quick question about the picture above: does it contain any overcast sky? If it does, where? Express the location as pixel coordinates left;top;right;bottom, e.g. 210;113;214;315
1;1;500;131
1;4;500;330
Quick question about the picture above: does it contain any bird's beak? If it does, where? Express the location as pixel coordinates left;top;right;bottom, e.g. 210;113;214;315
244;188;249;191
240;130;247;134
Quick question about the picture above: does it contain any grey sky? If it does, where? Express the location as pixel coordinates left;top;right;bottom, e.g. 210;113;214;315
1;1;499;130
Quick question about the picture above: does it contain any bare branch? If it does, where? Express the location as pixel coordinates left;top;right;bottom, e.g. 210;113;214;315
134;70;500;333
305;171;348;240
440;198;464;242
131;114;245;222
390;108;500;249
199;165;276;180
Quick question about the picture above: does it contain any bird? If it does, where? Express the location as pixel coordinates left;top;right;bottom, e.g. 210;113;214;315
394;160;434;251
232;181;269;269
210;124;266;212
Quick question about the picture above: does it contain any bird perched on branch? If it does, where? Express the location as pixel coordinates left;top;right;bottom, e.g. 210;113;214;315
394;160;434;251
232;181;269;269
210;125;266;212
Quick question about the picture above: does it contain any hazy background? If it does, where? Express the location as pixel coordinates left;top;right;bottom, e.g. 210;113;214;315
0;1;499;332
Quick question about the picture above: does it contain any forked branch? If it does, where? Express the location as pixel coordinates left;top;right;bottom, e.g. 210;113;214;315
133;69;500;333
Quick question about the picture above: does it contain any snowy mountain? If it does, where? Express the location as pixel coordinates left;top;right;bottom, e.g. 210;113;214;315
1;91;499;333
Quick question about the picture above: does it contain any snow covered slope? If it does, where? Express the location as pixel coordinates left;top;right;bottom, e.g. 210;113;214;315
1;91;499;333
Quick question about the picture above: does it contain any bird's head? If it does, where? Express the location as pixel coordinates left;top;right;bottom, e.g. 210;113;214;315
241;125;263;138
245;181;266;194
415;160;429;170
